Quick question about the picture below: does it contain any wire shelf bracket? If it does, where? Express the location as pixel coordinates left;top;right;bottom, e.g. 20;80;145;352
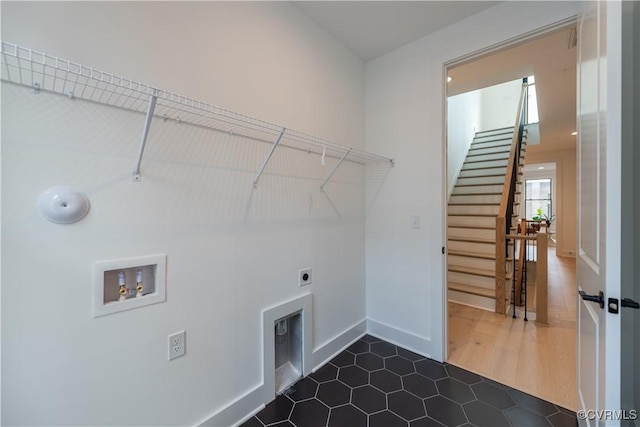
253;128;285;190
320;148;352;193
133;89;158;182
0;41;395;189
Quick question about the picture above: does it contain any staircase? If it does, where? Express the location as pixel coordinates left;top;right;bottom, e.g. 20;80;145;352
447;127;525;311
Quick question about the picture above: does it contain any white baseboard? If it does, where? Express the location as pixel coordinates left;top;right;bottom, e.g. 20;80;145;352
559;250;577;258
197;318;367;427
366;318;434;361
312;319;367;371
199;385;265;427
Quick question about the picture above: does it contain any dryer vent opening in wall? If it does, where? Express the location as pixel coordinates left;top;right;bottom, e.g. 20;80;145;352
262;294;313;403
274;312;303;394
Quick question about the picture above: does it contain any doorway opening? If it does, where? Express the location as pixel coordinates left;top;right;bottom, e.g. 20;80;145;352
444;22;578;410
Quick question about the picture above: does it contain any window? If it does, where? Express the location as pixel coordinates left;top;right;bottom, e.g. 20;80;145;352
525;178;552;220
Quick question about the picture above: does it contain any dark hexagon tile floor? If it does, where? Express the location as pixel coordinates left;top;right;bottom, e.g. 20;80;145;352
241;335;576;427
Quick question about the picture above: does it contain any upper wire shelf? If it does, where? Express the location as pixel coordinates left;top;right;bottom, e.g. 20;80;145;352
1;41;394;186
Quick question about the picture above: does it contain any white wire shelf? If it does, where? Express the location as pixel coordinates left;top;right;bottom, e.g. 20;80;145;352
1;41;394;186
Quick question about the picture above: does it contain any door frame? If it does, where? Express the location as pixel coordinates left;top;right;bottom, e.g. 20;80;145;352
441;16;577;360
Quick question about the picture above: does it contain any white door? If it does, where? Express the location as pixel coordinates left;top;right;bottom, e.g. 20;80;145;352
576;1;623;426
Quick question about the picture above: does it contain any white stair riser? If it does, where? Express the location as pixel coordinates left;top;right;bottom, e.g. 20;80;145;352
468;145;512;156
463;158;509;170
475;128;513;136
459;167;507;178
465;151;510;163
448;255;496;271
448;204;499;215
447;227;495;241
456;175;506;186
449;194;502;205
447;215;496;228
448;240;495;254
471;139;513;149
474;130;513;140
453;184;504;195
448;271;495;289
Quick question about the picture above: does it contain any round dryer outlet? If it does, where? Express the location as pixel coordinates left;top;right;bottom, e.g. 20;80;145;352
299;268;312;286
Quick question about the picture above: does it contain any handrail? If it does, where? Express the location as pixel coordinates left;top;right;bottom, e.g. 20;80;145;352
494;82;528;315
505;234;537;241
498;83;528;218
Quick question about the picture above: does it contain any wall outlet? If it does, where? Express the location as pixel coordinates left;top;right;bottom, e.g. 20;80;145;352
299;268;312;286
168;331;186;360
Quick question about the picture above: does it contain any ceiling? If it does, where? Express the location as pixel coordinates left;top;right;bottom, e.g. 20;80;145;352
293;1;501;62
448;25;577;152
293;1;577;153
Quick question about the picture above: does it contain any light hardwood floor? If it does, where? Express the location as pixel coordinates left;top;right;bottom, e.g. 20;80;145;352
447;247;577;410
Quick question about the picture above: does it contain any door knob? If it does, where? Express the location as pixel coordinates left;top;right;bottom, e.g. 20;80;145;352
579;290;605;309
621;298;640;309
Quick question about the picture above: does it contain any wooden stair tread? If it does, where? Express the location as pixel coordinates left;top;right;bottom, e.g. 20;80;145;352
464;157;510;164
448;202;500;206
448;282;496;299
466;152;510;158
472;136;513;143
454;183;507;188
475;126;514;133
468;147;511;153
447;236;495;244
447;250;513;262
450;192;503;196
449;265;495;277
447;225;495;230
449;266;513;281
448;213;497;217
448;249;495;260
458;173;507;178
461;165;507;171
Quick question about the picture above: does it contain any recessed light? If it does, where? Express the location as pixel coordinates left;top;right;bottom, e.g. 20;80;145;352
538;167;545;170
447;76;452;83
571;131;578;136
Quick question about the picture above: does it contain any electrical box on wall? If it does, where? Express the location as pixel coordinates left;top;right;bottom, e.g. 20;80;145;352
93;254;166;317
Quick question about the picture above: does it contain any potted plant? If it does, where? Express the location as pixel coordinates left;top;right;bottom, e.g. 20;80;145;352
532;208;554;228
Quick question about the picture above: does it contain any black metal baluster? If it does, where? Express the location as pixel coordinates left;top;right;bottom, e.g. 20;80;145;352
523;238;528;322
512;237;517;319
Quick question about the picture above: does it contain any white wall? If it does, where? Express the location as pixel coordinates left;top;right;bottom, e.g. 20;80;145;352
447;90;481;195
365;1;579;361
1;2;370;426
479;79;523;131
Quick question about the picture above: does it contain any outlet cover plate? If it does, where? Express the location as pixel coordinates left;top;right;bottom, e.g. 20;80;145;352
168;331;186;360
299;268;312;286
